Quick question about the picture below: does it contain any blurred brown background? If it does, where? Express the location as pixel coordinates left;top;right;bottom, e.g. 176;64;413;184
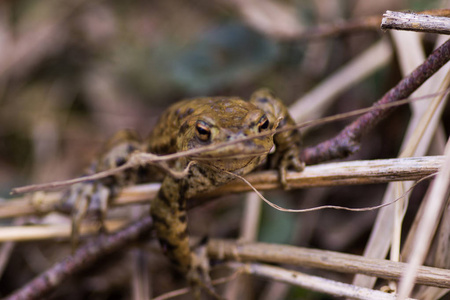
0;0;448;299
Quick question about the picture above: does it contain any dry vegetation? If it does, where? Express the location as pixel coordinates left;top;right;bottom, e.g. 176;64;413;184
0;0;449;299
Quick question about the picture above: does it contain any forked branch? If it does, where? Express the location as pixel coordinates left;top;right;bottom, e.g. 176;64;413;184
301;37;450;165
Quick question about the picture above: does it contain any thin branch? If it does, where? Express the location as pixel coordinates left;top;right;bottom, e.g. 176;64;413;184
301;37;450;165
381;10;450;35
207;156;442;198
228;262;415;300
1;156;443;219
3;216;153;300
0;220;130;242
297;9;450;40
207;240;450;289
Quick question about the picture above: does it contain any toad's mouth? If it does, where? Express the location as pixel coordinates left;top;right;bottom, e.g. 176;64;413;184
189;146;271;173
188;138;273;160
200;155;265;173
189;150;268;161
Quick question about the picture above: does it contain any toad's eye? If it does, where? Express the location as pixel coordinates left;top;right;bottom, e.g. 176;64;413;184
195;120;211;142
258;115;269;132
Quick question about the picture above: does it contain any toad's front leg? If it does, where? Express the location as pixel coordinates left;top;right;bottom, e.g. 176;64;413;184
250;89;305;187
58;130;143;248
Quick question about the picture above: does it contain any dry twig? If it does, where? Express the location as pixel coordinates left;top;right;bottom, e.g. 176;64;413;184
381;10;450;35
208;240;450;289
1;156;443;220
228;262;415;300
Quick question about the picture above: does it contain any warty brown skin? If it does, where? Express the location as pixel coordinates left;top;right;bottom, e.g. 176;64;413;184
147;89;303;279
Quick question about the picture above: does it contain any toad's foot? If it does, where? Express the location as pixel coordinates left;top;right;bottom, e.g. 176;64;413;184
58;181;111;249
277;147;305;189
188;247;225;300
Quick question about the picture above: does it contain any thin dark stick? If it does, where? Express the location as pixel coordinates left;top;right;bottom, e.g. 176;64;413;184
4;217;153;300
301;38;450;165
